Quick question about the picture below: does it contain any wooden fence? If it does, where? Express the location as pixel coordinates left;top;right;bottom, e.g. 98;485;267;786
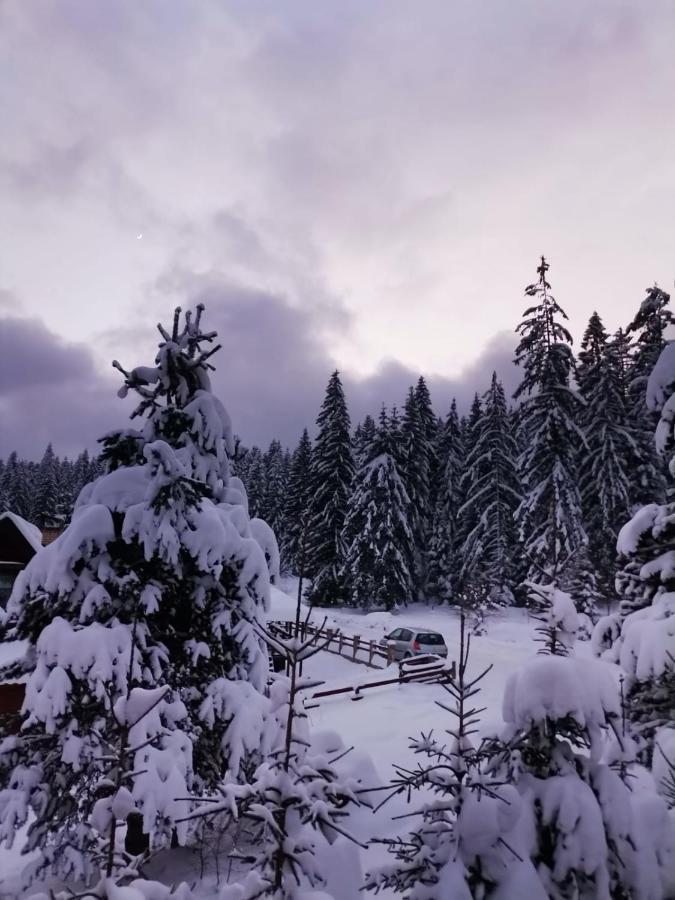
308;653;457;702
268;619;392;669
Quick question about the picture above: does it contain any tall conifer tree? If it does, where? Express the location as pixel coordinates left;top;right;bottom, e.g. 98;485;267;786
577;312;635;598
456;393;483;555
341;409;413;609
305;371;354;606
514;256;586;594
400;387;430;595
282;429;313;575
261;439;287;537
32;443;60;528
458;373;521;605
625;285;672;506
427;399;464;602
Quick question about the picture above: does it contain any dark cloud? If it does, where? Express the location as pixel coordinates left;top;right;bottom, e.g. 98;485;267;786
0;316;98;391
0;316;123;458
0;292;518;459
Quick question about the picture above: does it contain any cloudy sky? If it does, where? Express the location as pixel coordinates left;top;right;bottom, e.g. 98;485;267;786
2;1;674;458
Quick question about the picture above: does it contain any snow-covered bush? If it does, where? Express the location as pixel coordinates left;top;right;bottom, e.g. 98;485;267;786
596;337;675;764
29;878;196;900
491;585;673;898
529;582;579;655
250;516;281;585
0;306;273;885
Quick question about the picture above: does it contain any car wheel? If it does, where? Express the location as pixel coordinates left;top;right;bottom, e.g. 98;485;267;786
403;651;412;659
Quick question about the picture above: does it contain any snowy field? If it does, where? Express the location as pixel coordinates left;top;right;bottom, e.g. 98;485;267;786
260;579;605;897
0;580;614;899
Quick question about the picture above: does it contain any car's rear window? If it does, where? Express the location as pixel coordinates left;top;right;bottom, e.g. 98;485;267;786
416;632;444;645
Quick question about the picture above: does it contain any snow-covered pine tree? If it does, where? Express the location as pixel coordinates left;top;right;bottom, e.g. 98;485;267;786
387;405;404;470
31;443;61;528
305;371;354;607
625;285;672;506
400;386;431;596
414;376;437;514
341;408;414;610
2;450;32;520
240;445;266;519
261;439;287;541
457;373;521;609
627;285;674;425
576;312;635;605
426;399;464;603
281;429;313;576
366;613;544;897
455;394;483;563
354;414;376;467
598;339;675;763
490;585;673;899
513;256;587;597
611;327;633;402
0;305;272;885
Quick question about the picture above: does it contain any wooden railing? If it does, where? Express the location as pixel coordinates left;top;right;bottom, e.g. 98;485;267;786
308;654;457;702
268;619;392;669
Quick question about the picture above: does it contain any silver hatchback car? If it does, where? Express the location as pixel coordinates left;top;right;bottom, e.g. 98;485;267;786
380;626;448;661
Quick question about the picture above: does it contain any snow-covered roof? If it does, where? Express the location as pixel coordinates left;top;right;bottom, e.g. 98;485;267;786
0;511;43;553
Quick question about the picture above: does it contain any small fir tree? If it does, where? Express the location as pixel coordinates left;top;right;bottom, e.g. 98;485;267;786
188;615;366;899
366;613;543;897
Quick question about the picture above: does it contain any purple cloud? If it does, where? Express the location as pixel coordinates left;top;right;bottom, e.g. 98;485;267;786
0;293;518;459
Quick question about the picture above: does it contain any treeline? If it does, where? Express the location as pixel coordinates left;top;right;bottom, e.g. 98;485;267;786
0;446;102;528
237;257;671;614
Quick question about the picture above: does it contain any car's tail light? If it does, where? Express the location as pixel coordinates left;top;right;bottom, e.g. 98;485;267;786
412;639;420;651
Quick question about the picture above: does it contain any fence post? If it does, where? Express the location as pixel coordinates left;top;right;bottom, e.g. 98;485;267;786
326;628;334;649
387;644;395;666
352;635;360;660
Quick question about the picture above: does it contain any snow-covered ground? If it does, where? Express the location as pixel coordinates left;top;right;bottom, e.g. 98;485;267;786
267;578;606;895
0;580;611;898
